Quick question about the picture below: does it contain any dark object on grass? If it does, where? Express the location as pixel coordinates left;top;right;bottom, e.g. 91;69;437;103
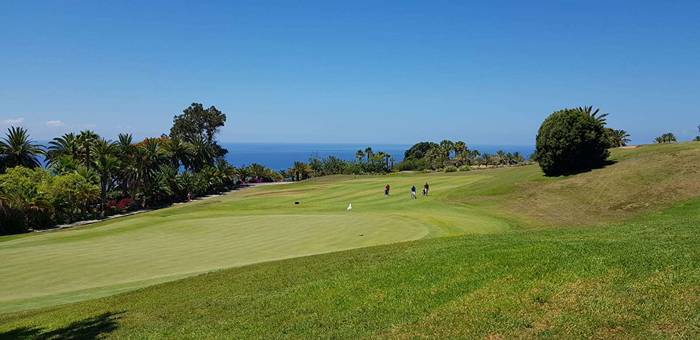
294;201;300;205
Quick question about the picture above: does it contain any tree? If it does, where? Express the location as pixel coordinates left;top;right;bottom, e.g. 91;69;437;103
93;138;119;215
364;147;374;162
574;106;608;125
404;142;439;160
453;141;468;165
0;126;44;172
46;133;80;168
76;130;100;170
535;108;611;176
170;103;227;143
355;150;365;162
289;161;311;181
439;140;455;161
607;129;631;147
694;124;700;142
654;133;677;144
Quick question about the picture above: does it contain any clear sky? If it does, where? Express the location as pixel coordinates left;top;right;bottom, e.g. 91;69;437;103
1;1;699;145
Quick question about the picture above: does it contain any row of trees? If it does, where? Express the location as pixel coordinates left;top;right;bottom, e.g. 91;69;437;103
283;147;394;181
396;140;528;171
653;126;700;144
0;103;254;235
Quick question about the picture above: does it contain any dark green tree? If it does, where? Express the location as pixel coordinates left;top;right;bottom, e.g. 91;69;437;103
0;126;44;172
535;107;611;176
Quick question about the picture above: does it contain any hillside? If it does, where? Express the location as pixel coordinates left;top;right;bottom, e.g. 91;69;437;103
1;143;699;337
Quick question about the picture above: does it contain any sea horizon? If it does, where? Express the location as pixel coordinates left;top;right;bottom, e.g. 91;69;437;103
221;142;535;170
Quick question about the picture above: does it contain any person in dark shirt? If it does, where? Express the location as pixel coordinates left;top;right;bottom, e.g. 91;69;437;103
423;182;430;196
411;185;417;199
384;184;391;196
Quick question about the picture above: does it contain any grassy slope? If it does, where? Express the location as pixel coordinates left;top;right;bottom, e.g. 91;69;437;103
0;143;699;337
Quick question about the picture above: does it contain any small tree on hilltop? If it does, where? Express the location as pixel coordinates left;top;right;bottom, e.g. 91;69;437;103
654;133;677;144
534;107;611;176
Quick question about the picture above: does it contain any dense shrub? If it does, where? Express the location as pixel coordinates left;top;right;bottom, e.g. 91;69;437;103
458;165;471;172
535;108;611;176
444;165;458;173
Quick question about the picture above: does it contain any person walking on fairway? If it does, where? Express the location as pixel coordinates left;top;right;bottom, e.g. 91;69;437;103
411;185;417;199
423;182;430;196
384;184;391;196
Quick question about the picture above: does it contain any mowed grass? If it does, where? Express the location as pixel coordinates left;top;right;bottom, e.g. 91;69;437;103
0;170;512;313
0;142;699;337
1;198;698;338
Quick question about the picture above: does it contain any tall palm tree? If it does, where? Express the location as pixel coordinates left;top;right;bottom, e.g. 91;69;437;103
575;106;608;125
355;150;365;162
134;138;169;207
93;138;119;215
165;137;195;170
76;130;100;170
114;133;137;197
454;141;467;165
47;132;79;167
439;140;455;161
364;147;374;162
0;126;43;171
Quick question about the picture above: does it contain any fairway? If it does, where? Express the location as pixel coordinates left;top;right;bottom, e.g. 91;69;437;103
0;171;512;313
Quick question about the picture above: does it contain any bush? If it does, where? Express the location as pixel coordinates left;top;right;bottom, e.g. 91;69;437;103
444;165;458;173
458;165;471;172
535;108;611;176
395;158;428;171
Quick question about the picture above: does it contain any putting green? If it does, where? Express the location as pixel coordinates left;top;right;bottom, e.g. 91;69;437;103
0;171;512;313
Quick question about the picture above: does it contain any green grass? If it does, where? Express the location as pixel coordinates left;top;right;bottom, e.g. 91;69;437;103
0;169;513;313
1;143;699;338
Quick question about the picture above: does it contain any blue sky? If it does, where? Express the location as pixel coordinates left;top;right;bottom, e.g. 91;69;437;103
1;1;699;145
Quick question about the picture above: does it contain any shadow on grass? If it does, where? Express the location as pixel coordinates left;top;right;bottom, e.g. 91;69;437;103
545;159;618;177
0;311;123;340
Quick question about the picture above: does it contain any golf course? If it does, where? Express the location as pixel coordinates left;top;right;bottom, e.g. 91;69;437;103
1;142;699;338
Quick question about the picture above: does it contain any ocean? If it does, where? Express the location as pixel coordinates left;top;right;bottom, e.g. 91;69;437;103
222;143;535;170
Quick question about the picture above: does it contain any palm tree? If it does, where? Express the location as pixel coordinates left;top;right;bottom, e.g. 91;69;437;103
189;136;216;171
290;161;311;181
355;150;365;162
93;138;119;215
134;138;169;207
114;133;137;197
47;133;79;167
453;141;467;165
655;133;677;144
607;129;631;147
439;140;455;160
76;130;100;169
575;106;608;125
364;147;374;162
0;126;43;171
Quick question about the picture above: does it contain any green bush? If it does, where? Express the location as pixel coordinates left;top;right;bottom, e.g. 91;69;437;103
458;165;471;172
535;108;611;176
444;165;458;173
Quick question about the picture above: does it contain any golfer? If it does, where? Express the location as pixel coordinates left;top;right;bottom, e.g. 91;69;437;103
423;182;430;196
385;184;391;196
411;185;417;199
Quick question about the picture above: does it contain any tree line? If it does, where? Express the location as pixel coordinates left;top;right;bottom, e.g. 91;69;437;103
396;140;529;171
0;103;256;234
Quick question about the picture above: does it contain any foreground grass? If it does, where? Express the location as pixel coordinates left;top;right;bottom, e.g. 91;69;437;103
1;199;698;338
